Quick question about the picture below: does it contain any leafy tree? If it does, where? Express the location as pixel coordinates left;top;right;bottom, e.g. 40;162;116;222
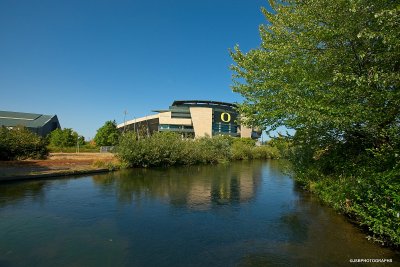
231;0;399;163
94;120;120;146
49;128;80;148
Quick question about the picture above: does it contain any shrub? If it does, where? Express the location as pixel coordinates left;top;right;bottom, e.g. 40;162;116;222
117;132;185;167
0;126;49;160
179;140;203;165
293;136;400;246
145;132;185;167
195;135;233;163
117;133;283;168
231;138;255;160
252;145;280;159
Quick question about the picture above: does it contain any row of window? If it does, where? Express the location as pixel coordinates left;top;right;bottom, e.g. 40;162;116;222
158;123;238;134
159;124;194;130
212;122;238;134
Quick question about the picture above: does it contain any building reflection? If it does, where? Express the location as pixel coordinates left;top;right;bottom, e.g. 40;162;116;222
92;162;263;210
187;167;259;210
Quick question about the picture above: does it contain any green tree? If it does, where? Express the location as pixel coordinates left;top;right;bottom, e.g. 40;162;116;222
231;0;399;164
94;120;120;146
49;128;79;148
231;0;398;134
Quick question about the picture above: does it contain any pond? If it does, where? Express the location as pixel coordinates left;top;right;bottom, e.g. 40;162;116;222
0;160;398;266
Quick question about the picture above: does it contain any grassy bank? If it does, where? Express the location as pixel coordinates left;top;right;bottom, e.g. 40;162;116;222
292;147;400;248
47;146;99;153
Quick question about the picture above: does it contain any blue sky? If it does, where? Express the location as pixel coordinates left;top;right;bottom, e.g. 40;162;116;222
0;0;270;139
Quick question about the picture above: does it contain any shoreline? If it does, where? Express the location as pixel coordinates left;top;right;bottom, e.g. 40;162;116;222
0;152;117;182
0;168;113;182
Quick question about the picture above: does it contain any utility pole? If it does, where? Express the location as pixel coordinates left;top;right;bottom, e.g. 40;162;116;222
146;116;150;137
123;110;128;133
76;137;80;153
133;116;138;139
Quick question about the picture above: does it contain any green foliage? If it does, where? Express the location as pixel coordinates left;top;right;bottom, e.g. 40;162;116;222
231;138;282;160
117;132;281;168
92;160;122;171
0;126;49;160
94;120;120;147
252;145;280;160
117;132;184;167
49;128;81;148
267;136;292;158
231;138;255;160
231;0;399;136
195;135;233;163
231;0;399;246
351;167;400;246
297;164;400;246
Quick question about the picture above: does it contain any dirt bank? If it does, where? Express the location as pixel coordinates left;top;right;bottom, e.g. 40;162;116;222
0;153;118;181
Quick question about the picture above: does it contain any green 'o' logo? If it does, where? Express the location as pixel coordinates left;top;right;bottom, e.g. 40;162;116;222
221;112;231;122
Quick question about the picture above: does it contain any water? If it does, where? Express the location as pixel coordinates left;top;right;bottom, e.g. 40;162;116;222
0;160;398;266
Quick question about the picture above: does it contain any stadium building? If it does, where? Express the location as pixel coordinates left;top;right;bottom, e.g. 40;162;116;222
117;100;261;139
0;110;61;137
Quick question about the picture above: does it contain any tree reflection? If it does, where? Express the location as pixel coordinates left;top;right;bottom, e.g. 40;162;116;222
0;180;47;207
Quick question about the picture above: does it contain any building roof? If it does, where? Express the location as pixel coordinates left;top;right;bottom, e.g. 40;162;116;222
172;100;237;109
117;113;160;128
0;110;56;128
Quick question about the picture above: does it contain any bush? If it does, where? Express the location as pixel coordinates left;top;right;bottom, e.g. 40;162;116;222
0;126;49;160
252;145;280;159
145;132;185;167
231;138;282;160
117;132;282;168
293;133;400;246
297;166;400;246
195;135;233;163
117;132;185;167
231;138;254;160
117;132;231;167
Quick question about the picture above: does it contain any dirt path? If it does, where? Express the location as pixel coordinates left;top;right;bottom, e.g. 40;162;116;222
0;153;118;180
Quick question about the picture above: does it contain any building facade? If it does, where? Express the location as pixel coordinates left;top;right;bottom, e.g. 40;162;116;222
117;100;261;139
0;110;61;137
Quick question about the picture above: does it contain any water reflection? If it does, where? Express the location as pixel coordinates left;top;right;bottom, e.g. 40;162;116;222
0;180;47;207
238;186;400;267
92;162;262;210
0;160;399;267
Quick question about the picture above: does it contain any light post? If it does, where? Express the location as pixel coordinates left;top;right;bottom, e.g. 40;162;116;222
133;116;138;138
123;110;128;133
76;137;80;153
